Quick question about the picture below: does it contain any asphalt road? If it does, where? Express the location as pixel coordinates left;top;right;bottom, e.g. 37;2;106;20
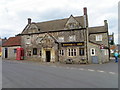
2;59;118;88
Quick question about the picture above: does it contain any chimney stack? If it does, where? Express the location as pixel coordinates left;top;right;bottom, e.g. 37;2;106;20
28;18;31;24
104;20;108;30
83;7;87;15
104;20;107;25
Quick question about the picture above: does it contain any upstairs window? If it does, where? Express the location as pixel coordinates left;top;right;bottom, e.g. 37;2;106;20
26;37;31;44
33;48;37;55
96;35;102;41
58;37;64;42
69;35;76;41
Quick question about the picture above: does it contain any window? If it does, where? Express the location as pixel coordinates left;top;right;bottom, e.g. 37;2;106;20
36;37;43;44
69;35;76;41
96;35;102;41
14;49;17;53
27;51;31;56
58;37;64;42
59;50;64;56
90;48;95;56
26;37;31;44
33;48;37;55
68;49;77;56
79;48;84;56
40;50;42;56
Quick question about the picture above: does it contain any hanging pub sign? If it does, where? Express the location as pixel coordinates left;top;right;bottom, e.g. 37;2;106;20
61;42;84;47
100;44;109;49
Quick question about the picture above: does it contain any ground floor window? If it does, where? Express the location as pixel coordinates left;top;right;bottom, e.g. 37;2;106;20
90;48;95;56
68;49;77;56
79;48;84;56
27;51;31;56
40;50;42;56
59;50;64;56
33;48;37;55
14;49;17;53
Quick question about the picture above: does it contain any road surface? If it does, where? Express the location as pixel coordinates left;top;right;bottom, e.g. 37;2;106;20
2;59;118;88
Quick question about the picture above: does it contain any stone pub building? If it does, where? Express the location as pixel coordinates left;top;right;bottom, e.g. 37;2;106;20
18;7;110;64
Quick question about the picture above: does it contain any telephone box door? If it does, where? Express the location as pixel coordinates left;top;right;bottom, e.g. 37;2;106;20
16;48;24;60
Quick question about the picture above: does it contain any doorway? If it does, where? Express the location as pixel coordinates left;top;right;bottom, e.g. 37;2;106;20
46;51;51;62
5;48;8;58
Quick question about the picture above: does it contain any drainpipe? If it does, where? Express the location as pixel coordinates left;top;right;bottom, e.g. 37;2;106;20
83;7;89;63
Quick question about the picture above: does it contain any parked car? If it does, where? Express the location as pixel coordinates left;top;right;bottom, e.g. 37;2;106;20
65;59;74;64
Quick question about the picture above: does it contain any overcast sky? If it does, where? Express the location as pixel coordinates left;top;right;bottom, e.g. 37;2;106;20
0;0;119;44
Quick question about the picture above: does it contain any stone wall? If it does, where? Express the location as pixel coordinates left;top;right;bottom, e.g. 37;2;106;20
88;42;109;64
2;46;21;60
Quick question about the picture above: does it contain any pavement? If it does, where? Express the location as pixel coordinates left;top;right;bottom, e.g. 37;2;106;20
2;59;118;88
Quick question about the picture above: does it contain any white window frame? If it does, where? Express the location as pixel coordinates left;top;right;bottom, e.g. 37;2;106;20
79;48;84;56
96;34;102;41
68;48;77;56
90;48;95;56
58;37;64;42
69;35;76;42
26;37;31;45
59;50;64;56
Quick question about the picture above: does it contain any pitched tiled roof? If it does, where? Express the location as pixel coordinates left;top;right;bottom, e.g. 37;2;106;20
2;36;21;47
22;16;85;34
89;26;107;34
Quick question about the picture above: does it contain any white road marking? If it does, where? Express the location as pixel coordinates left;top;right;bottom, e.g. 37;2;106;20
66;67;70;69
78;68;84;70
109;72;116;74
88;69;95;72
97;70;105;73
58;66;62;68
70;67;76;70
43;64;117;75
51;66;57;68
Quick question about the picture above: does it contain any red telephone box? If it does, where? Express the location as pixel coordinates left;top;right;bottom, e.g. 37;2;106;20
16;48;24;60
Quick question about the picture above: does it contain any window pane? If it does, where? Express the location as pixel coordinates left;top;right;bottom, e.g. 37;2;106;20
71;49;73;56
68;49;70;56
62;50;64;55
79;48;84;56
33;48;37;55
27;51;31;56
91;48;95;56
96;35;102;41
14;49;17;53
40;51;42;56
74;49;76;56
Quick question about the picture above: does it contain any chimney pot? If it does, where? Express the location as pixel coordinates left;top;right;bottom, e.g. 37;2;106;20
104;20;107;23
83;7;87;15
28;18;31;24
